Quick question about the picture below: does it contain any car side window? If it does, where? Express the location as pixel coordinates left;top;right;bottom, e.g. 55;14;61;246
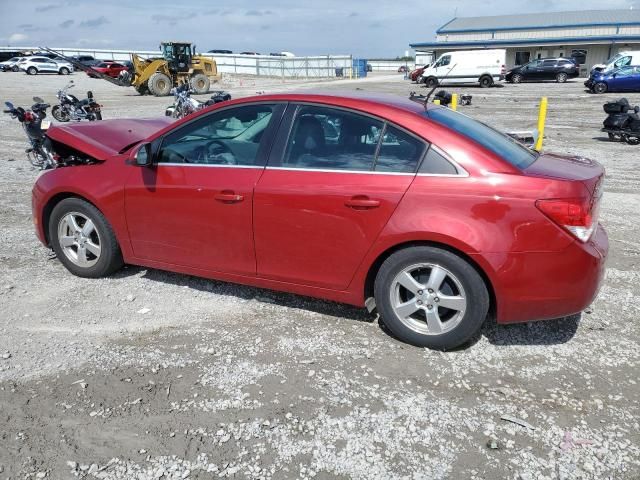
282;105;383;171
542;60;557;67
418;146;459;175
438;56;451;67
158;104;276;166
615;56;631;68
375;125;426;173
616;67;633;77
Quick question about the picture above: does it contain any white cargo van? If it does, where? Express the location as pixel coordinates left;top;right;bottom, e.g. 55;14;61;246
419;49;506;88
591;51;640;74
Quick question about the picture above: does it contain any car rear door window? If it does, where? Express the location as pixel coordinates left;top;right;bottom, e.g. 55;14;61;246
418;146;459;175
375;125;426;173
158;104;278;166
542;60;557;68
281;105;383;171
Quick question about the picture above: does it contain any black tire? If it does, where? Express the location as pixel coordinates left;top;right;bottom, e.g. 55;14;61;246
59;67;70;75
479;75;493;88
12;65;19;72
27;66;37;75
148;72;172;96
49;198;123;278
556;72;568;83
374;246;489;350
51;105;70;122
190;73;210;94
424;77;438;88
626;135;640;145
511;73;523;84
594;82;608;94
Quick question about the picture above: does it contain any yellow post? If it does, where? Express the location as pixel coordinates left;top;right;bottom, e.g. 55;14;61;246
451;93;458;111
433;99;441;105
535;96;548;152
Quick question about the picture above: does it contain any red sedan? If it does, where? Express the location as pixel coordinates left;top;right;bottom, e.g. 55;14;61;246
33;93;607;349
410;65;427;82
87;62;127;78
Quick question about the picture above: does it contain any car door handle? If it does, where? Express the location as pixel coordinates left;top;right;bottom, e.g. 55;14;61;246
345;196;380;209
215;191;244;203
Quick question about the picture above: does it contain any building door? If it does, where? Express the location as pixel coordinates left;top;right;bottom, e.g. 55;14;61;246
535;50;548;60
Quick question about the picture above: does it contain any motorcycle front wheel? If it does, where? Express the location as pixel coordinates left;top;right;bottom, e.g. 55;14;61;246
52;105;70;122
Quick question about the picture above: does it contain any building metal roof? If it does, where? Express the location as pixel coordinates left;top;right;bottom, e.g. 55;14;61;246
437;9;640;33
409;36;640;50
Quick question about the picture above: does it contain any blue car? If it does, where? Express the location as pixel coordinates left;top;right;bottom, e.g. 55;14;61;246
590;65;640;94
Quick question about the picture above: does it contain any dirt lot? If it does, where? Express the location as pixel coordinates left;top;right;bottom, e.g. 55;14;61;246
0;71;638;479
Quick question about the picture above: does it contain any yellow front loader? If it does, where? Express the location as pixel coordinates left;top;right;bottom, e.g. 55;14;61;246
124;42;220;96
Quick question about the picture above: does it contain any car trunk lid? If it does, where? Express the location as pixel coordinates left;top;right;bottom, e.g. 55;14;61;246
46;117;173;161
523;152;604;195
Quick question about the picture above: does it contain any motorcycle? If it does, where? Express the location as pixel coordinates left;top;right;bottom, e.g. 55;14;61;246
4;97;56;169
165;83;231;119
51;80;102;122
601;98;640;145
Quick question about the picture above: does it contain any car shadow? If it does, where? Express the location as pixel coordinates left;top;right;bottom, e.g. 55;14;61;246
110;265;581;346
111;265;373;324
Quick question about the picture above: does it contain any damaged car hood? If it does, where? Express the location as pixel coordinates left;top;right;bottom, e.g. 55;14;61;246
46;117;173;160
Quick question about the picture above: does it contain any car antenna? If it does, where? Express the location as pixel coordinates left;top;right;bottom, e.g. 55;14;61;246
409;63;459;110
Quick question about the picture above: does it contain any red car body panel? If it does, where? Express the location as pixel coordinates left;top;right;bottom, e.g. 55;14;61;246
33;93;608;325
87;63;128;78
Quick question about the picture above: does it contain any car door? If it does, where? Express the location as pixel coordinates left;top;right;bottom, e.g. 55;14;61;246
539;59;558;80
523;59;543;80
253;104;426;290
125;103;285;275
435;55;453;84
43;58;58;73
610;66;637;91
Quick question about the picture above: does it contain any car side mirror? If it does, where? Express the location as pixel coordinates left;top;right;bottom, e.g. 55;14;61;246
133;142;152;166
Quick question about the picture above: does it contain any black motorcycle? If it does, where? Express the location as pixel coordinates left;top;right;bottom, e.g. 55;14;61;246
602;98;640;145
4;97;56;169
51;80;102;122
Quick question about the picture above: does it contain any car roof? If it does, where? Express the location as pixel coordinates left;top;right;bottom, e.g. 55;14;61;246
233;91;428;116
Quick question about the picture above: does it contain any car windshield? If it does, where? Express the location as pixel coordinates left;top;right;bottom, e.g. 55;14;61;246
423;107;537;169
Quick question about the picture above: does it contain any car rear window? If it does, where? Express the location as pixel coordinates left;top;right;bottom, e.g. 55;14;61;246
423;107;537;169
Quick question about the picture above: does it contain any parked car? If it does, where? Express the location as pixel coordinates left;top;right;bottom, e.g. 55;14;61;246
0;56;24;72
398;65;408;73
0;51;25;62
208;49;233;54
590;50;640;74
589;65;640;93
419;49;506;88
71;55;100;70
19;56;73;75
410;64;428;82
240;51;260;55
87;62;128;78
34;92;607;350
505;58;579;83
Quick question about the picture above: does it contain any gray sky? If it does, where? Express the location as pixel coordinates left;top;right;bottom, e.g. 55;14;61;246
1;0;639;57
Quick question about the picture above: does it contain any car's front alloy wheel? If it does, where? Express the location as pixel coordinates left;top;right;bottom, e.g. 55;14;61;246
374;246;489;350
49;198;123;278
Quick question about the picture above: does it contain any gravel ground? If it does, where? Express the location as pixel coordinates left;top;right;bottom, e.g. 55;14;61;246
0;71;639;479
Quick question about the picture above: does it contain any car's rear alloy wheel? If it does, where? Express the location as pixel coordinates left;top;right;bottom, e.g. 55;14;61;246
556;72;568;83
374;246;489;350
49;198;123;278
593;82;608;94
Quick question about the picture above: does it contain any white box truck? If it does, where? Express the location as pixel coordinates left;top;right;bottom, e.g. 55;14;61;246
419;49;506;88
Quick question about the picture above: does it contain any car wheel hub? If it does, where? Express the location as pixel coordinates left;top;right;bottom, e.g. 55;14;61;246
390;263;466;336
57;212;101;267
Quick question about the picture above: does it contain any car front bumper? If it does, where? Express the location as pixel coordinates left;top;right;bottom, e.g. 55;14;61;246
481;224;609;324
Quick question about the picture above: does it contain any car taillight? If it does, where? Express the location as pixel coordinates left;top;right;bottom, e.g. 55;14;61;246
536;197;599;242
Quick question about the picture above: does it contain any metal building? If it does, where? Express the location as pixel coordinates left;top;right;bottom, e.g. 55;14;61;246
410;9;640;74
